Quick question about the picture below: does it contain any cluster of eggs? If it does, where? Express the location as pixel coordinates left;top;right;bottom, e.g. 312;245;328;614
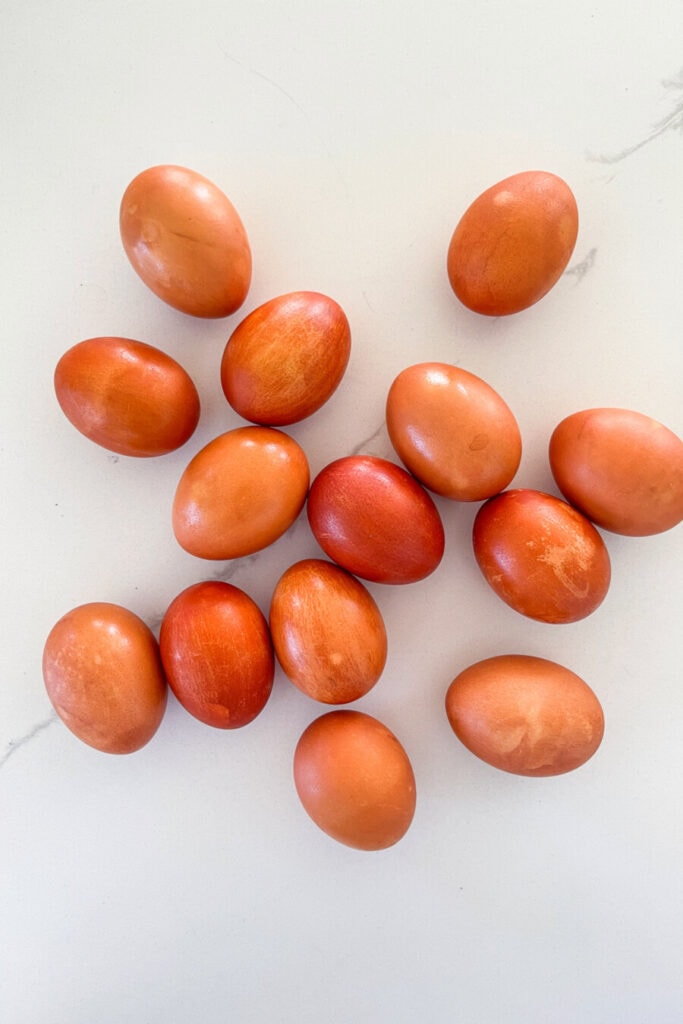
43;165;683;851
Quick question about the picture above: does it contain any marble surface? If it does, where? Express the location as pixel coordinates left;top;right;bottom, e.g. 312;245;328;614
2;2;682;1021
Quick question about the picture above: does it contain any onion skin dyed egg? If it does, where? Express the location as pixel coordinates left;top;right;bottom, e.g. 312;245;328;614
221;291;351;425
42;603;167;754
472;489;611;623
159;581;274;729
172;426;310;560
386;362;521;500
549;408;683;537
447;170;578;316
445;654;604;777
306;455;445;584
293;710;416;850
119;164;251;318
53;336;200;457
269;559;387;704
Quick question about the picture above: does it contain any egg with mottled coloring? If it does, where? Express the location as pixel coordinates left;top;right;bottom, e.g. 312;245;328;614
445;654;605;777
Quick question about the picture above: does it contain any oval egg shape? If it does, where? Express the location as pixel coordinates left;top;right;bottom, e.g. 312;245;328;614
172;426;310;560
447;170;578;316
53;336;200;457
386;362;521;500
472;488;611;623
159;581;274;729
306;455;445;584
445;654;605;776
293;710;417;850
549;407;683;536
120;164;251;318
269;558;387;704
42;602;168;754
221;291;351;425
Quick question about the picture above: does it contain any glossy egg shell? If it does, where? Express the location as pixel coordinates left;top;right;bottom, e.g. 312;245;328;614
269;558;387;704
447;170;578;316
42;602;168;754
306;455;445;584
549;407;683;536
173;426;310;560
472;488;611;623
293;710;416;850
53;336;200;457
159;581;274;729
221;291;351;425
386;361;522;500
120;164;251;318
445;654;605;776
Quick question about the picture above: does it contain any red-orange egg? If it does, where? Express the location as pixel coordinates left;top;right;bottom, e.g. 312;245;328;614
445;654;605;776
221;291;351;425
549;407;683;536
447;170;578;316
293;710;416;850
159;581;274;729
306;455;445;584
386;362;521;500
53;336;200;457
42;602;167;754
172;426;310;560
472;488;611;623
120;164;251;318
269;559;387;704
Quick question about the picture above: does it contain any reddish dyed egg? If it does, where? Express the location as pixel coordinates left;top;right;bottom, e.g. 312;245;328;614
120;164;251;318
447;170;578;316
293;710;417;850
472;488;611;623
269;558;387;704
386;362;521;500
549;407;683;536
221;291;351;425
53;336;200;457
42;602;167;754
445;654;605;777
306;455;445;584
172;426;310;560
159;581;274;729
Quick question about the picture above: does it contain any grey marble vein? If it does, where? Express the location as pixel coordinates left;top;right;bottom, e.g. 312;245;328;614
565;247;597;283
587;68;683;163
0;712;58;773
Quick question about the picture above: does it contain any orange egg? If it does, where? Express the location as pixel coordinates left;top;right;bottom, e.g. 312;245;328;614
472;488;611;623
445;654;605;776
221;291;351;425
447;170;578;316
269;559;387;704
159;581;274;728
120;164;251;318
172;426;310;560
42;603;167;754
53;336;200;457
293;710;416;850
549;407;683;536
386;362;521;500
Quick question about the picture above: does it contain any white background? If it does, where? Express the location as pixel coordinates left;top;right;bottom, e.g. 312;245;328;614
2;2;682;1021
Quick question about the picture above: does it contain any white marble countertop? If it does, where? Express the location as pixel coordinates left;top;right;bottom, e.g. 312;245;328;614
2;2;682;1021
